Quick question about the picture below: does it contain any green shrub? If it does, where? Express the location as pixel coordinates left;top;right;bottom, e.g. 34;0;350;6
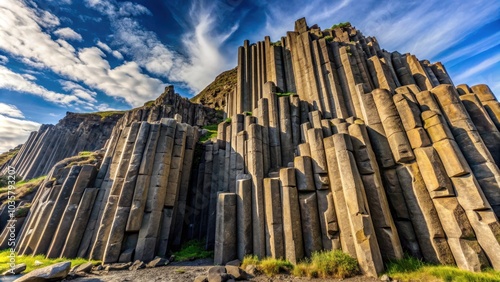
241;255;260;269
172;240;213;262
331;22;351;29
324;35;334;42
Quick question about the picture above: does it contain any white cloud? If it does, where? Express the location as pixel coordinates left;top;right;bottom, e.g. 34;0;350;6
0;103;24;118
54;27;83;41
0;65;81;105
0;113;41;153
60;80;98;103
453;52;500;82
112;50;123;60
0;0;166;107
92;0;239;94
96;40;112;53
0;55;8;64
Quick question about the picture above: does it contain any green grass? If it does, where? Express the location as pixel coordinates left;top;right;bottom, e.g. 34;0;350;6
324;35;334;42
292;250;358;279
0;175;46;204
0;249;99;274
144;100;155;107
199;124;218;143
78;151;93;156
244;111;252;116
331;22;351;29
242;251;357;278
0;146;20;168
91;111;126;120
225;118;232;123
172;240;213;262
385;256;500;282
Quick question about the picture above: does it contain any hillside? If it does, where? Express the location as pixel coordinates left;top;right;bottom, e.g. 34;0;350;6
191;67;237;110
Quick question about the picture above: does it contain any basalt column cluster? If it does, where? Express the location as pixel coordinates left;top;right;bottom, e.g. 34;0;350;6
213;18;500;277
14;117;199;264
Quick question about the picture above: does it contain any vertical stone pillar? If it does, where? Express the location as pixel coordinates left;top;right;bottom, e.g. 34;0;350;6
247;124;266;258
258;98;271;176
290;95;301;151
60;188;98;258
280;168;304;264
333;134;383;277
307;128;329;190
348;123;403;261
431;84;500;216
406;54;435;91
264;177;285;258
279;96;294;166
214;193;237;265
236;175;253;260
47;165;97;258
263;82;282;170
324;136;353;255
471;84;500;130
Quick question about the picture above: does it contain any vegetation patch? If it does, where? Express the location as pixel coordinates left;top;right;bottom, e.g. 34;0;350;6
385;255;500;282
144;100;156;107
242;250;358;278
191;68;237;110
225;118;232;123
293;250;358;278
244;111;252;116
0;145;21;168
272;40;282;47
324;35;334;42
331;22;351;29
199;124;219;143
0;249;99;274
172;240;213;262
0;175;45;203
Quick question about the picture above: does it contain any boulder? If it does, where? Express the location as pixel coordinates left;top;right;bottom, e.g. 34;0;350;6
104;262;132;271
14;261;70;282
225;259;241;267
146;257;169;268
72;262;93;273
194;275;208;282
129;260;145;271
225;265;246;280
2;263;26;275
208;272;231;282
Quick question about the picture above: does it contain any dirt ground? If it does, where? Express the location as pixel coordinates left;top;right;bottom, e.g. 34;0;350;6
67;258;381;282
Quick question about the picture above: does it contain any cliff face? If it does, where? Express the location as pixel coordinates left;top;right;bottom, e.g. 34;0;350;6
4;17;500;278
4;112;123;180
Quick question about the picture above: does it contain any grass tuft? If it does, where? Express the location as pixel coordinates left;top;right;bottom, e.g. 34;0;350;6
324;35;334;42
0;249;99;274
241;255;260;269
198;124;218;143
172;240;213;262
259;258;293;276
386;255;500;282
331;22;351;29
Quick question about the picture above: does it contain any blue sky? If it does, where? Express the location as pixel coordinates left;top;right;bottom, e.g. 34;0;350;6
0;0;499;152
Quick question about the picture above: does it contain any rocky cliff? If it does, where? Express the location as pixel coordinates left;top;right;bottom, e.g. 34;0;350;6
3;112;124;180
3;17;500;278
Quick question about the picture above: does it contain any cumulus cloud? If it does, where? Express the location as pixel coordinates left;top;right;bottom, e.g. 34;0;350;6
87;0;239;94
0;103;25;118
0;108;41;153
0;65;81;105
0;0;165;107
54;27;83;41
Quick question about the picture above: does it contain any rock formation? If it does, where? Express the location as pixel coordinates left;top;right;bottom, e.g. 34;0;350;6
2;17;500;279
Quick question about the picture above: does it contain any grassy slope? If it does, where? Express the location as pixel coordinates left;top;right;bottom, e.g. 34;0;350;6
0;249;97;274
191;68;237;109
0;146;21;168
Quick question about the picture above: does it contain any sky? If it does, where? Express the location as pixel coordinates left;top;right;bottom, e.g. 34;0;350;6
0;0;499;152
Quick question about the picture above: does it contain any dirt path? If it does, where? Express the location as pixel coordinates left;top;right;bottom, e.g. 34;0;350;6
67;259;380;282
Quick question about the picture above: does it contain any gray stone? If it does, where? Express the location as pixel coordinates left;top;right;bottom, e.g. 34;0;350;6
14;261;70;282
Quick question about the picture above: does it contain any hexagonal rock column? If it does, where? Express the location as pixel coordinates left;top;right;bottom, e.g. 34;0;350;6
324;136;354;256
395;93;489;271
422;110;500;270
431;84;500;216
236;174;253;260
264;177;285;259
280;166;304;264
247;123;266;258
214;193;237;265
348;122;403;261
471;84;500;130
333;133;383;277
